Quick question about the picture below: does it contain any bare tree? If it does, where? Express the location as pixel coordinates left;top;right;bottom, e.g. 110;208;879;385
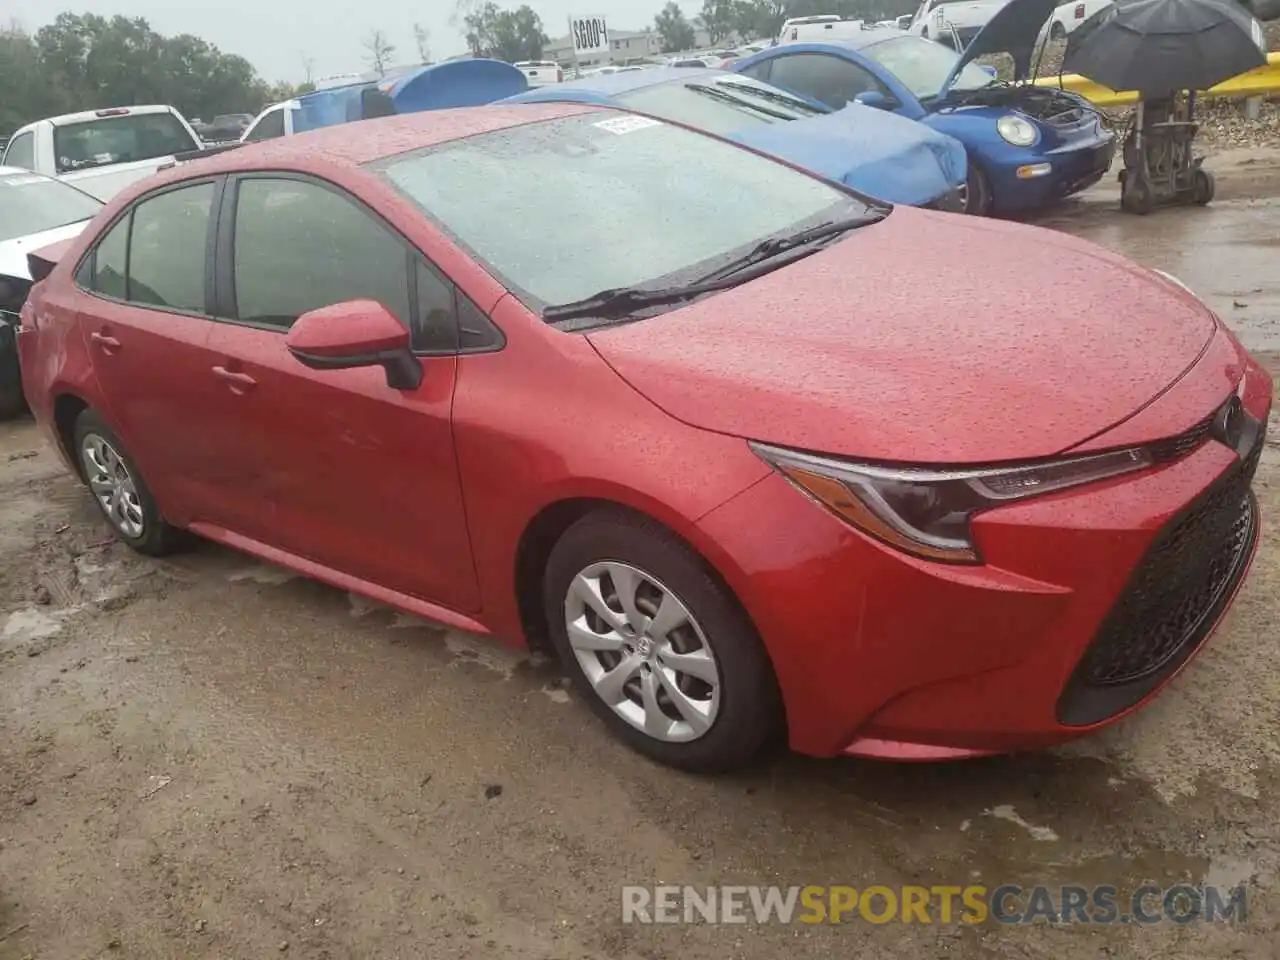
362;29;396;76
300;52;315;84
412;22;431;63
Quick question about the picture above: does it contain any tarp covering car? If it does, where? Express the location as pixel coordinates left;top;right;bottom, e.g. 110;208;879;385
292;59;528;134
379;59;529;112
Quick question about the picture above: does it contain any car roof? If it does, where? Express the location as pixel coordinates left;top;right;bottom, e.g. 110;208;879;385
768;29;906;52
512;66;735;99
182;102;601;175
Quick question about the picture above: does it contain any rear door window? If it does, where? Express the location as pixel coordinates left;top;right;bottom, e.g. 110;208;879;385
86;217;129;300
77;182;214;311
127;183;215;313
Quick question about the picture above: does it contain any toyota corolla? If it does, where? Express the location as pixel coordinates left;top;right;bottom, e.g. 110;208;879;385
16;104;1270;772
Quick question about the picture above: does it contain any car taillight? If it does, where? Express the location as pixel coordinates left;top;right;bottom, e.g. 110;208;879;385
95;108;130;117
1074;3;1085;16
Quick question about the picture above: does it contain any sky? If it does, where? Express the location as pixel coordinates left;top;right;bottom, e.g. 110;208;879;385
8;0;683;83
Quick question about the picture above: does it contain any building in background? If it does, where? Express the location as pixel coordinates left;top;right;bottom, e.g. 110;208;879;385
543;27;713;69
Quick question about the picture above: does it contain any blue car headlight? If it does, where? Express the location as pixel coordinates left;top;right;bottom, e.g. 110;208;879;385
996;114;1038;147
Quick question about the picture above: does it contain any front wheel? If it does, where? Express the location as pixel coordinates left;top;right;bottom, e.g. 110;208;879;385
964;157;993;215
543;511;782;772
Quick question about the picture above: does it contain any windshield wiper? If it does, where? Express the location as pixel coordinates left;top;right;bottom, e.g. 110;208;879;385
542;213;886;324
688;213;887;285
717;82;823;115
683;83;798;122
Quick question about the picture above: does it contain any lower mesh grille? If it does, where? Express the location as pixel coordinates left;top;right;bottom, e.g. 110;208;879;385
1056;430;1262;726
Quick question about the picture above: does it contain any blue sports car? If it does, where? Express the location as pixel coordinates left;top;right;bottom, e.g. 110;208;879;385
732;0;1116;215
503;67;968;211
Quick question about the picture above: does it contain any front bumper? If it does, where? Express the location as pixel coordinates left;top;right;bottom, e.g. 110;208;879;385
695;348;1271;760
991;133;1117;214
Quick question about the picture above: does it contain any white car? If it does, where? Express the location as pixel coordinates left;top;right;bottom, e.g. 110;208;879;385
908;0;1014;48
2;104;205;202
1044;0;1113;39
514;61;565;87
0;167;102;418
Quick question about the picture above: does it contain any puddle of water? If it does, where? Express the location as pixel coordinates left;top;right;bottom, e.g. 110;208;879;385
3;607;66;642
982;804;1060;843
227;564;298;586
443;634;525;679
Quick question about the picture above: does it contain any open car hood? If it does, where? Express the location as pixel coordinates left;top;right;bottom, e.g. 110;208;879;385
939;0;1061;95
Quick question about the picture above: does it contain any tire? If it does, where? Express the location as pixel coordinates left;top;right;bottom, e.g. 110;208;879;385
543;510;783;773
72;408;182;556
964;156;993;215
1193;168;1215;205
1121;175;1153;214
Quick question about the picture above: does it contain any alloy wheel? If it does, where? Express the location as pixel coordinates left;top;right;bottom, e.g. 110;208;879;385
563;560;721;742
80;432;145;539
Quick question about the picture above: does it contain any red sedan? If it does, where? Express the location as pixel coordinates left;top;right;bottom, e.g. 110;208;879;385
16;103;1271;772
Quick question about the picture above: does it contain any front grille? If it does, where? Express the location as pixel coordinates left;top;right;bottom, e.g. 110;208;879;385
1056;425;1263;726
1148;414;1213;463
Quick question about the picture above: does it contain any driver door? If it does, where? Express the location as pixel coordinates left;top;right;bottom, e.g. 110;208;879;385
202;174;480;612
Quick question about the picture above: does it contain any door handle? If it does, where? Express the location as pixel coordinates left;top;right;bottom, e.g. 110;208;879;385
90;330;121;350
211;365;257;390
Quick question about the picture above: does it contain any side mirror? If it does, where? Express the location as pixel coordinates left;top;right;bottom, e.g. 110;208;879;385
853;90;896;110
979;64;998;78
286;300;423;390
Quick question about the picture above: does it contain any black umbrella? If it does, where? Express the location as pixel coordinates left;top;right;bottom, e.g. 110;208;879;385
1062;0;1267;95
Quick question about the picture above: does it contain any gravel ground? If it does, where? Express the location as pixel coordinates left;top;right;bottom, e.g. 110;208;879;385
2;156;1280;960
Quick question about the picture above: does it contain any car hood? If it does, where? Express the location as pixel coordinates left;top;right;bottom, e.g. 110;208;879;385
0;220;91;281
728;103;966;206
940;0;1061;94
586;208;1218;464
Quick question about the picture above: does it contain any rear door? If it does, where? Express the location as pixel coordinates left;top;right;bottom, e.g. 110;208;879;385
202;173;482;611
73;177;233;522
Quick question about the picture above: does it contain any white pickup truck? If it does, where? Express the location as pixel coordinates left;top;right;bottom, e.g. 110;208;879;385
908;0;1014;48
0;105;211;203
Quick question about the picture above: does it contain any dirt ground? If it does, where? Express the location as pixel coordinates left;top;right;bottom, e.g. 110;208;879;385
3;150;1280;960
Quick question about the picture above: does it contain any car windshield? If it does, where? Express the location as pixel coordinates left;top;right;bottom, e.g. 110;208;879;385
861;36;997;99
0;171;102;243
615;77;824;135
52;111;199;174
373;112;862;312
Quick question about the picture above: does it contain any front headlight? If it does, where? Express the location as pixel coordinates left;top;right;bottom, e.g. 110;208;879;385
751;442;1155;563
996;114;1038;147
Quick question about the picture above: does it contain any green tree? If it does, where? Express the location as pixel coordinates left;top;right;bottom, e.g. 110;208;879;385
463;3;549;61
653;1;697;52
697;0;739;44
3;13;272;135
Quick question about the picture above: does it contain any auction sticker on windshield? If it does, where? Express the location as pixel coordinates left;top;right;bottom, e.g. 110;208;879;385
594;116;664;135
